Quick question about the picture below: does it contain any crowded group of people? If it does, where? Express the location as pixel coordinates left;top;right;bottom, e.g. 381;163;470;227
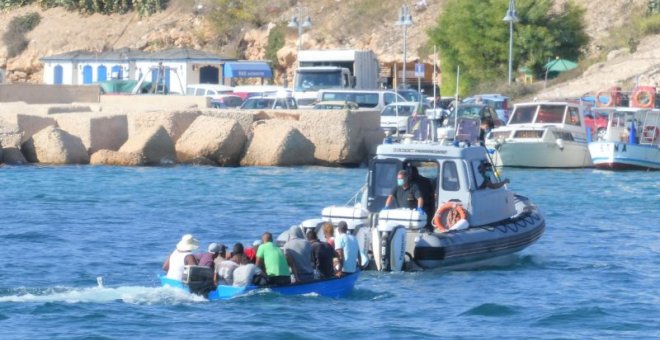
162;220;361;289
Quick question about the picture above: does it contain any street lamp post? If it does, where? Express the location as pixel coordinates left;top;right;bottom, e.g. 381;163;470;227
503;0;519;85
395;5;413;88
288;5;313;51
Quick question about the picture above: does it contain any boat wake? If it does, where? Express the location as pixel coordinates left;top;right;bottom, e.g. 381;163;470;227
0;277;206;305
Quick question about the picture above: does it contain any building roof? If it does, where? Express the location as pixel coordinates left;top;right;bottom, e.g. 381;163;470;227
41;48;234;63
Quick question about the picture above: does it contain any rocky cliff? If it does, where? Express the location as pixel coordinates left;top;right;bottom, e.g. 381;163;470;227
0;0;655;95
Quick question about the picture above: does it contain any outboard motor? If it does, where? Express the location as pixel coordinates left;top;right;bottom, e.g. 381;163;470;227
372;208;426;271
182;265;215;297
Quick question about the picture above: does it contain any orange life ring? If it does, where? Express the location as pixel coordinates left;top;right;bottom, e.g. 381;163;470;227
632;89;654;108
642;126;660;143
432;202;467;232
596;91;611;107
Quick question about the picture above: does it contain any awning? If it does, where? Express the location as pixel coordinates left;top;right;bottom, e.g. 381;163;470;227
223;62;272;78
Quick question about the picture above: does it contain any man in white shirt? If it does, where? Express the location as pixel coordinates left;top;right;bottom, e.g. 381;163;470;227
334;221;360;277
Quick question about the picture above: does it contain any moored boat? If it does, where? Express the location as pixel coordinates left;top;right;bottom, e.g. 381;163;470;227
159;270;359;300
588;107;660;170
485;101;592;168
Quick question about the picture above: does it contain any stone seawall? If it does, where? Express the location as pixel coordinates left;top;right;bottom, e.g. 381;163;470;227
0;99;383;167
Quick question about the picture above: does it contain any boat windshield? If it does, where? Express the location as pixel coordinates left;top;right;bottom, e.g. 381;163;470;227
534;105;566;124
509;105;537;124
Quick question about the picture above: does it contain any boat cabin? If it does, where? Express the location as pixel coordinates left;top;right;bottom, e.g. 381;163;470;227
598;108;660;145
489;101;588;144
365;142;516;227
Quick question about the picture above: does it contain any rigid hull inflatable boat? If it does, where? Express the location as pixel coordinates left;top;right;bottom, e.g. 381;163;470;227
281;139;546;272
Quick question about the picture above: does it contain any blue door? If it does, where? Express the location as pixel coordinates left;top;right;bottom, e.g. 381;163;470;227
54;65;63;84
111;65;123;79
82;65;93;84
97;65;107;82
151;66;171;93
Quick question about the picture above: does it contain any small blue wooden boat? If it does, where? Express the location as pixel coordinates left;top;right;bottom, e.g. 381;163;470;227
159;271;359;301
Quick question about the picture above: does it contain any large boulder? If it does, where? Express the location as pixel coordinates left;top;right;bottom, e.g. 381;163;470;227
297;109;377;166
0;120;23;149
127;110;200;144
119;125;175;165
90;149;146;166
0;113;57;143
55;113;128;153
21;126;89;164
2;147;28;165
175;116;246;166
240;120;314;166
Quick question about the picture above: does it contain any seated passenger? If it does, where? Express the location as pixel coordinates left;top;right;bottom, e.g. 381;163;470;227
256;232;291;285
163;234;199;281
306;230;335;280
335;221;360;277
283;225;315;283
229;243;260;287
196;242;225;271
244;240;261;264
215;258;238;286
477;163;509;190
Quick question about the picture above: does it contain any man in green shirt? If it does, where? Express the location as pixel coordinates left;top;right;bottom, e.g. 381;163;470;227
256;232;291;285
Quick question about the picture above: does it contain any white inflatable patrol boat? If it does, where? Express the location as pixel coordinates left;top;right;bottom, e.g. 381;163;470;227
281;136;545;271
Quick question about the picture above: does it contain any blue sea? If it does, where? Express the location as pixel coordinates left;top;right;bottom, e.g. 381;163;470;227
0;165;658;339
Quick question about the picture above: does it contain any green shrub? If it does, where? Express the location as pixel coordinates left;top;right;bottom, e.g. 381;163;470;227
3;12;41;58
266;23;285;67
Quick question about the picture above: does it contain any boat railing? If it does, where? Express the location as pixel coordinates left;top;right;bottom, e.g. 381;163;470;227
345;184;367;207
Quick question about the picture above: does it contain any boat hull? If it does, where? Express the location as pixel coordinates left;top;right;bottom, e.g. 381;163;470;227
160;272;359;300
589;141;660;170
412;211;545;269
489;140;592;168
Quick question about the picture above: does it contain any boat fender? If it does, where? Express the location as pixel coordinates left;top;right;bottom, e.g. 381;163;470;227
555;138;564;151
432;202;467;232
449;218;469;231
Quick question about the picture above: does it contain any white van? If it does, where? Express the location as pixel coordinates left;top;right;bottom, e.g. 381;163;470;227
317;89;407;111
185;84;234;97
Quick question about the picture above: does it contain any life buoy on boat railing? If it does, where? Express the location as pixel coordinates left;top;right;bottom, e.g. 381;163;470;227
432;201;467;232
595;91;612;107
631;87;656;108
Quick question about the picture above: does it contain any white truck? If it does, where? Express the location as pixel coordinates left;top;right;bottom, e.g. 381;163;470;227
293;49;380;107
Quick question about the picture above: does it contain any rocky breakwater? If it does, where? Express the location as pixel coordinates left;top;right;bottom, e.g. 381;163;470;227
0;103;383;167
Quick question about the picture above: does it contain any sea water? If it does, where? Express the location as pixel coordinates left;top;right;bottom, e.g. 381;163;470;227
0;165;658;339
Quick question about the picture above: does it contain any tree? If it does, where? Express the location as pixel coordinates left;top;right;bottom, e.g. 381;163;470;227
428;0;588;95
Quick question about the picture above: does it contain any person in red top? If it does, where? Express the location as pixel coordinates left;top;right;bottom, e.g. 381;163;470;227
244;240;261;263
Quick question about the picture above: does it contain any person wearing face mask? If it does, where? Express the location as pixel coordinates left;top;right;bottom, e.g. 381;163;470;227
384;169;424;213
477;162;509;190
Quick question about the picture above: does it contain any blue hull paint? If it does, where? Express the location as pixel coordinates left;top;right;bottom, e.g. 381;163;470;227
160;272;359;300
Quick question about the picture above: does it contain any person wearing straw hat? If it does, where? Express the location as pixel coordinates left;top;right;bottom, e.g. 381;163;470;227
163;234;199;281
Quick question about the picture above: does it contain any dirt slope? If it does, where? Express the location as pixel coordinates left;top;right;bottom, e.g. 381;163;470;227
0;0;657;95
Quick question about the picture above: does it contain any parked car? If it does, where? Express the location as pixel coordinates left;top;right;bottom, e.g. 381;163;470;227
317;89;407;111
210;94;243;109
186;84;234;97
313;101;359;110
380;102;425;133
464;94;510;124
240;95;298;110
444;104;501;127
583;109;609;141
396;88;425;103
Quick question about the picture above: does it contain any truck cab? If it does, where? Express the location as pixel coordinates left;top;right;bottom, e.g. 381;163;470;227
294;67;354;106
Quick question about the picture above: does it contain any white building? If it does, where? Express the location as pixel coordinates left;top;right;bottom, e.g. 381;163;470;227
40;48;273;94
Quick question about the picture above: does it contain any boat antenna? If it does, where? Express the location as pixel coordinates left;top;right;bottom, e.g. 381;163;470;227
453;65;460;144
394;64;399;136
432;45;437;111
